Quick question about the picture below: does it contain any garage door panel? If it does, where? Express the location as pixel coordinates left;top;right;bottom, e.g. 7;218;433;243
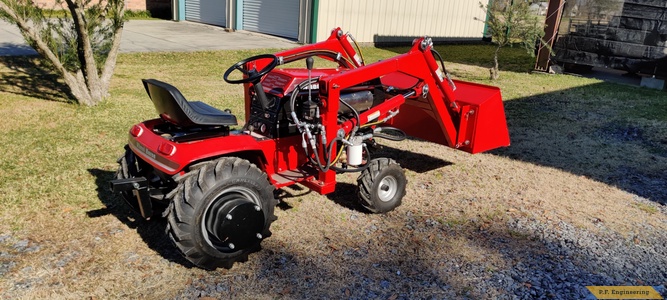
243;0;299;39
185;0;226;27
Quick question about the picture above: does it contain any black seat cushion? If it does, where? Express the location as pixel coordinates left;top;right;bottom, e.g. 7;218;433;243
142;79;237;127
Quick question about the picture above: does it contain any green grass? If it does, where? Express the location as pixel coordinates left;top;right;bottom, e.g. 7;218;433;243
368;44;537;73
0;45;666;298
0;45;667;213
1;44;665;221
633;203;659;214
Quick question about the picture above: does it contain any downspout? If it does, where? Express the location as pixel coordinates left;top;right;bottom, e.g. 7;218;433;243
227;0;233;30
309;0;319;43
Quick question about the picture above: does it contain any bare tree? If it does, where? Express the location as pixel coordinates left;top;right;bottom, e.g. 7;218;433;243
478;0;547;80
0;0;125;106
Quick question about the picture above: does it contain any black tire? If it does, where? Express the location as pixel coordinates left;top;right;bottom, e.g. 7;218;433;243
357;158;407;213
116;147;138;203
115;146;169;217
166;157;278;270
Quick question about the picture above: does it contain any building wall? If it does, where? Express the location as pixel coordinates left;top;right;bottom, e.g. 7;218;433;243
315;0;488;44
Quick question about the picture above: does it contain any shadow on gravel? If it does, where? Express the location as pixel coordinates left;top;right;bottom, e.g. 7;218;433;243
325;182;369;213
86;168;194;268
324;145;453;213
491;82;667;205
177;213;667;299
0;56;74;103
371;143;454;173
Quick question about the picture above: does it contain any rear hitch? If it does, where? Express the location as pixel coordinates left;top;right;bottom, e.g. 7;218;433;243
109;177;153;219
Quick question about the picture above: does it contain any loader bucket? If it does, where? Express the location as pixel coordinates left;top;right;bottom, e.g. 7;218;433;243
452;80;510;154
391;79;509;154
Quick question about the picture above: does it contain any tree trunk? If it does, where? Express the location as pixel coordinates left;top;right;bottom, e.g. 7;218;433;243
66;0;104;102
0;0;125;106
490;45;501;80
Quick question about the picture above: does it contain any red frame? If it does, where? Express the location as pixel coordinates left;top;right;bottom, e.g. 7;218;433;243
127;28;510;195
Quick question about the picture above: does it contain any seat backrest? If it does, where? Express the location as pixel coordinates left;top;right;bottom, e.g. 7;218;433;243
142;79;198;127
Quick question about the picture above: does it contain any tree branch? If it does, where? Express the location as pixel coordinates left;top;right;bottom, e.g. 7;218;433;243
0;1;70;79
100;2;125;91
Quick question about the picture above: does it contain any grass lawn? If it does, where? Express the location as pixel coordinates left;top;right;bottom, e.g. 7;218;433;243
0;45;665;298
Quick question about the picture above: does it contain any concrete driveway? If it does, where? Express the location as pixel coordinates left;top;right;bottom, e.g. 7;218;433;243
0;19;297;56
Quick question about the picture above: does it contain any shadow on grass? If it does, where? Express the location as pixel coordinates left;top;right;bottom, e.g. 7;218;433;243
371;142;454;173
492;82;667;205
0;43;37;56
86;168;194;268
325;144;454;213
0;56;74;103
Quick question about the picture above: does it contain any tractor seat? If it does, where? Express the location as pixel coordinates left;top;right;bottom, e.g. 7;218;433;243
142;79;237;127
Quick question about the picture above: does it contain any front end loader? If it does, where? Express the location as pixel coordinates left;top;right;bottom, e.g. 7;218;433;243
110;28;509;269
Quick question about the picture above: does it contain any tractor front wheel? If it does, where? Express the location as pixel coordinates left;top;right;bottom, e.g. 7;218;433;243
166;157;277;270
357;158;407;213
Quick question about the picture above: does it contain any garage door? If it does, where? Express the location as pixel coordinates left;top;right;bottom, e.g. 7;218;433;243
242;0;299;39
185;0;226;27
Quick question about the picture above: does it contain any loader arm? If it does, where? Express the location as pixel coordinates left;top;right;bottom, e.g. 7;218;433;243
323;37;509;154
274;27;365;68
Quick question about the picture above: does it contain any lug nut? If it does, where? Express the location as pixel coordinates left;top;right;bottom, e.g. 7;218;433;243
256;233;263;239
226;214;233;220
228;243;235;250
254;205;261;211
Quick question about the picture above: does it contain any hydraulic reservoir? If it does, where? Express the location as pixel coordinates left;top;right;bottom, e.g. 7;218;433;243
338;91;374;114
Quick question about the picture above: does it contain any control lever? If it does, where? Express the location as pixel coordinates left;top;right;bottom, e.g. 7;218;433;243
251;69;270;111
302;57;318;121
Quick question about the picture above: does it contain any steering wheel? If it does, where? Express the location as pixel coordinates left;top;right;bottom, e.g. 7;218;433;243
223;54;279;84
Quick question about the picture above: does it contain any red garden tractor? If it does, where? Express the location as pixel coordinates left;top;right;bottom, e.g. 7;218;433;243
110;28;510;270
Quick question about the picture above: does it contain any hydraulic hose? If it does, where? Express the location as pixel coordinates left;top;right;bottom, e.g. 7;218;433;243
373;126;407;141
281;50;355;69
430;48;456;90
305;135;344;173
289;77;320;126
347;32;365;65
290;77;365;173
339;96;361;138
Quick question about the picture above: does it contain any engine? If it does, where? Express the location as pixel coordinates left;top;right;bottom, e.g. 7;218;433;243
245;68;379;139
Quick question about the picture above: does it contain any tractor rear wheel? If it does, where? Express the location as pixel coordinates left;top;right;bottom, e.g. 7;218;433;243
166;157;277;270
357;158;407;213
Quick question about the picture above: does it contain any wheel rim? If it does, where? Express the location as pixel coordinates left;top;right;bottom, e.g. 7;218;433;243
202;186;265;253
377;176;398;202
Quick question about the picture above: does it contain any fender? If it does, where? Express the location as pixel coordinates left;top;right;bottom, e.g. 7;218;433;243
128;120;267;175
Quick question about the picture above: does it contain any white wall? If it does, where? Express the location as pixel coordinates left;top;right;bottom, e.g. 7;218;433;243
316;0;488;43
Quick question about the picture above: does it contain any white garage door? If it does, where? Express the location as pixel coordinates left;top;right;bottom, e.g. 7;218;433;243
185;0;227;27
242;0;299;39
